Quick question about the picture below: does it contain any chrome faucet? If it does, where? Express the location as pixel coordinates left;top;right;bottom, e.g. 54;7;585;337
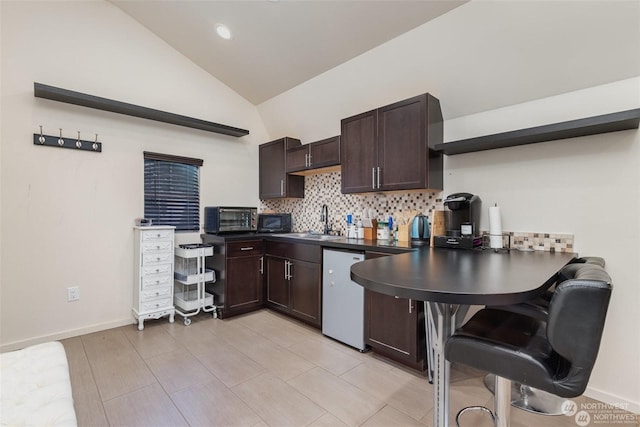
321;204;330;235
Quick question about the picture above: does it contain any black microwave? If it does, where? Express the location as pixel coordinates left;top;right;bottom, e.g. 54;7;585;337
204;207;257;234
257;213;292;233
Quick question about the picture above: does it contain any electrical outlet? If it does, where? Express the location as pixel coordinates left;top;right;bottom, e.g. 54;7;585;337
67;286;80;302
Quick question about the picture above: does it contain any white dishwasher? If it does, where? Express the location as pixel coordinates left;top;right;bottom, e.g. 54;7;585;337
322;248;366;351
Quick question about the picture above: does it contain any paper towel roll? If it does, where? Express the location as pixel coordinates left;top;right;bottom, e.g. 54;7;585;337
489;205;503;249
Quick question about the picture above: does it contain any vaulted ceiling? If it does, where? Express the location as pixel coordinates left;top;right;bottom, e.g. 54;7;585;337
110;0;468;104
111;1;640;119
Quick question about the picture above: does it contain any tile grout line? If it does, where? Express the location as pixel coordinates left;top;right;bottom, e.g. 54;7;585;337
120;325;192;426
357;403;390;427
221;314;327;426
171;316;285;425
75;336;111;426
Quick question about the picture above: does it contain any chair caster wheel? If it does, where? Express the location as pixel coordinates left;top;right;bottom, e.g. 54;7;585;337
184;318;191;326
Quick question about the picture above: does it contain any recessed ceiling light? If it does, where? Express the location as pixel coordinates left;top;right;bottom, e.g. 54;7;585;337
215;24;232;40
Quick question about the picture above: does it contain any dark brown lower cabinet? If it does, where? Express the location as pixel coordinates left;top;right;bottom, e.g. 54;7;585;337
289;259;321;324
266;257;289;309
203;237;264;319
265;241;321;328
226;255;263;312
364;251;426;372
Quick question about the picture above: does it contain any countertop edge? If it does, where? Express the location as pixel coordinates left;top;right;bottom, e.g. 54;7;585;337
201;233;419;254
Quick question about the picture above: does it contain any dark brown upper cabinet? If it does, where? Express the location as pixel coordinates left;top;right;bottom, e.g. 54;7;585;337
286;136;340;175
340;93;443;194
259;137;304;199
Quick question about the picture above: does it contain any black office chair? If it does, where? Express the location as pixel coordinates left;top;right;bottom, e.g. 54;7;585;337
482;257;606;414
445;264;612;427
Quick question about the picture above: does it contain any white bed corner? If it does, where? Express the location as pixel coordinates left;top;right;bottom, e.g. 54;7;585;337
1;341;77;427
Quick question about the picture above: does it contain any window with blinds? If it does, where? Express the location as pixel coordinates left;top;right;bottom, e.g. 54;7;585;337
143;152;203;232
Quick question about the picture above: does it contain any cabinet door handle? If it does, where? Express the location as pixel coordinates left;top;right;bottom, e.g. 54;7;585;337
280;179;284;196
259;256;264;274
284;260;293;280
308;153;312;167
377;166;381;189
372;167;376;189
409;298;412;314
305;153;309;167
240;247;254;251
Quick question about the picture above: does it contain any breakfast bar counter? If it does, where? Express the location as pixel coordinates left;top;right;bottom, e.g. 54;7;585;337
351;247;575;427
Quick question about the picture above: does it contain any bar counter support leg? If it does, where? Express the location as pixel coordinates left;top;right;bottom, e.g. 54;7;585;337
427;302;461;427
495;375;512;427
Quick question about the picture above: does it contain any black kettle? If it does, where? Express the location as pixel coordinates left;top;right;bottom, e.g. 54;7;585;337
411;214;430;245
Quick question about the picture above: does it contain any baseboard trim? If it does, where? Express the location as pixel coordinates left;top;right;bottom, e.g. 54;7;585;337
585;386;640;415
0;318;134;353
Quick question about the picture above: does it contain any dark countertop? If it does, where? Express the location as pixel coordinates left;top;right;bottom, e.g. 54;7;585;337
350;247;576;305
201;232;422;254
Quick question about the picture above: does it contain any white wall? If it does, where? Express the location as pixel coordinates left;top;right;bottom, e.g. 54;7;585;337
0;1;268;350
256;6;640;415
443;79;640;411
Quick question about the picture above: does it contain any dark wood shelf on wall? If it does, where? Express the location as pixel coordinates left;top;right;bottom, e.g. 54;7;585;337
33;82;250;137
434;108;640;155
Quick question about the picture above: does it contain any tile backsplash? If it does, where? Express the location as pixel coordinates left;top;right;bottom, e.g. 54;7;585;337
496;232;574;253
260;171;574;252
260;171;442;235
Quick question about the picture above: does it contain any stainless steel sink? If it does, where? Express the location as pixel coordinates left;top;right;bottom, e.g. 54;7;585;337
272;232;343;241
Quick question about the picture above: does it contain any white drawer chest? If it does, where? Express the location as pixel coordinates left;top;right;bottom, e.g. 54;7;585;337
133;226;176;330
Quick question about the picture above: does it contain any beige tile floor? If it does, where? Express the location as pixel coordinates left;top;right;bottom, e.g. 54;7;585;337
62;309;638;427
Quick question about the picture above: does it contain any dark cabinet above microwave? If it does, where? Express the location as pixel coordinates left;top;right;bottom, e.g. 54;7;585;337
286;135;340;175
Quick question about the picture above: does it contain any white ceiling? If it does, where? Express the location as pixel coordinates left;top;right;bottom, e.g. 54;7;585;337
111;0;640;118
110;0;468;105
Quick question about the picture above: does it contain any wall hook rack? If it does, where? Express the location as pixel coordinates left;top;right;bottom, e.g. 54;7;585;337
33;126;102;152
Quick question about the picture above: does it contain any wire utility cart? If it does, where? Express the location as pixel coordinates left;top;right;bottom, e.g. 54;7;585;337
174;243;217;325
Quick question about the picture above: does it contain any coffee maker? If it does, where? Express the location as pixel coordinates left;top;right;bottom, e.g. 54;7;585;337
434;192;482;249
